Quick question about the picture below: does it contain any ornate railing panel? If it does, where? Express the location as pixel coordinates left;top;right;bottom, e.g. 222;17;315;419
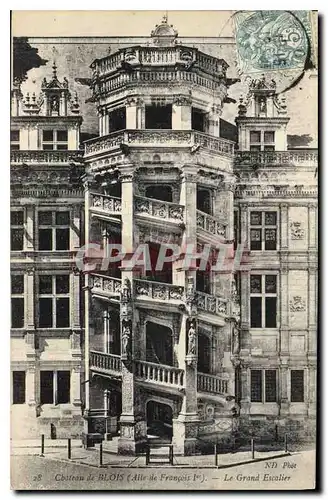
90;193;122;214
197;372;229;395
196;291;227;315
91;274;122;295
135;360;184;388
193;131;234;156
134;279;184;302
235;150;318;166
196;210;226;238
11;150;84;164
90;351;122;373
135;196;184;223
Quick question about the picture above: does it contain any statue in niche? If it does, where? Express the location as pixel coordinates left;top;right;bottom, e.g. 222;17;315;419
188;322;197;356
51;96;59;113
121;278;131;303
232;321;240;355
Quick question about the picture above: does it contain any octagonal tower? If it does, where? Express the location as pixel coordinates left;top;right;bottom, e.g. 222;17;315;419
83;17;239;455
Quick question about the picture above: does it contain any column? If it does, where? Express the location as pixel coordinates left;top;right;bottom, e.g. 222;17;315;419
71;269;81;332
125;98;138;129
223;179;235;242
82;177;91;438
118;165;147;455
239;202;250;353
71;204;81;251
279;364;289;415
103;309;109;353
307;364;316;417
239;361;250;416
308;268;317;354
25;268;35;331
172;96;192;130
308;203;317;250
26;367;36;406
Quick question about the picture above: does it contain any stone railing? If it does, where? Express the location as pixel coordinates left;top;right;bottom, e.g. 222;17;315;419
91;274;122;295
197;372;229;395
135;360;184;388
196;209;226;238
90;193;122;214
96;46;225;79
196;291;227;316
11;149;84;164
235;150;318;166
90;351;122;374
134;279;184;302
85;130;234;157
135;196;184;223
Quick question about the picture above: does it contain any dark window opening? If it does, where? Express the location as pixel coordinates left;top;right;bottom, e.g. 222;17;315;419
39;298;53;327
56;298;69;328
145;104;172;129
198;333;211;373
250;229;262;250
56;275;69;294
291;370;304;402
145;242;172;284
39;229;52;250
265;370;277;402
11;228;24;251
197;189;211;214
265;297;277;328
145;185;173;202
11;130;20;142
43;130;54;142
109;107;126;132
11;275;24;294
146;322;173;366
251;370;262;402
192;108;206;132
56;228;69;250
196;270;211;294
57;130;68;142
13;371;25;404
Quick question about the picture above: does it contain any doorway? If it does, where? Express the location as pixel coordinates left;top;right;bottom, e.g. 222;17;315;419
147;400;173;440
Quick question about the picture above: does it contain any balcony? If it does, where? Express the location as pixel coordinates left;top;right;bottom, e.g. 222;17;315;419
196;209;226;240
84;130;234;159
234;150;318;167
197;372;229;395
11;149;84;165
135;360;184;390
90;351;122;377
134;278;184;304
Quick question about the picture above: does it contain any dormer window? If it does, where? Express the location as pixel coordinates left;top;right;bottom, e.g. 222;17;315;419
250;130;275;151
42;130;68;150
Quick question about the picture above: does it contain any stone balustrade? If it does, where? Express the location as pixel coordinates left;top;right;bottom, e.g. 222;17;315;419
11;149;84;164
134;279;184;302
90;351;122;374
196;291;227;316
90;192;122;214
135;196;184;223
235;150;318;166
196;209;226;237
197;372;229;395
135;360;184;388
85;130;234;157
91;274;122;295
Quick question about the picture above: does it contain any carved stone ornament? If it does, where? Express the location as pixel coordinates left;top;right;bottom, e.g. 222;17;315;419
290;222;305;240
187;322;197;356
290;296;306;312
121;319;131;360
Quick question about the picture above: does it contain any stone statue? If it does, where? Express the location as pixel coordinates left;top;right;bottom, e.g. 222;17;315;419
232;322;240;355
188;322;197;355
121;323;130;357
121;278;131;302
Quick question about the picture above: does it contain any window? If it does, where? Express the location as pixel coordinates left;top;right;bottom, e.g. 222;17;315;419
291;370;304;402
249;130;275;151
40;370;71;405
42;129;68;150
251;369;277;402
192;108;206;132
197;188;212;214
250;211;277;251
145;104;172;129
10;130;20;150
38;211;70;251
250;274;277;328
11;275;24;328
109;107;126;132
11;211;24;251
39;275;70;328
12;371;25;404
